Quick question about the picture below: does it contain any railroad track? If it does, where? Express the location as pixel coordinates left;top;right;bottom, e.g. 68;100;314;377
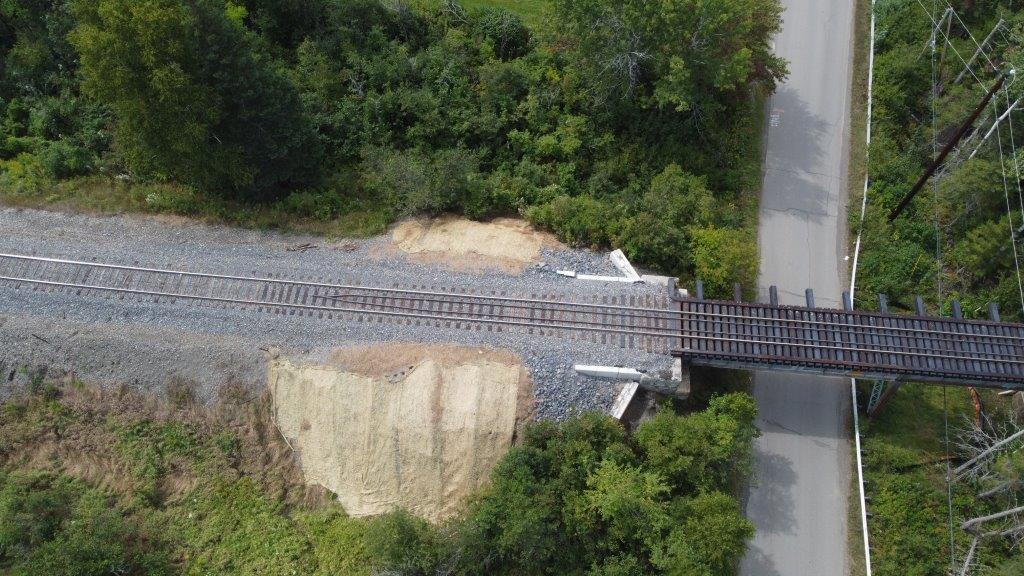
2;252;1023;386
0;253;679;354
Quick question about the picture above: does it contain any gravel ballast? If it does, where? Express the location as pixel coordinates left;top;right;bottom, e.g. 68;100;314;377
0;207;676;420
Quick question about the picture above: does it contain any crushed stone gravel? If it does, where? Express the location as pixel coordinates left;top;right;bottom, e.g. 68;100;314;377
0;207;676;420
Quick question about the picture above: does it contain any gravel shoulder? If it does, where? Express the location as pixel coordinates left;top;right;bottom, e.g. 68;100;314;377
0;207;674;420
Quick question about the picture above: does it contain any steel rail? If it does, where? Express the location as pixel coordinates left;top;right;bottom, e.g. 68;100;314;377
0;252;664;312
675;333;1024;366
317;292;663;326
8;271;1016;369
4;253;1023;344
4;253;1024;349
0;275;678;341
3;254;1023;371
328;293;1024;361
674;349;1021;384
677;304;1024;343
320;293;653;333
678;307;1024;355
323;288;1024;351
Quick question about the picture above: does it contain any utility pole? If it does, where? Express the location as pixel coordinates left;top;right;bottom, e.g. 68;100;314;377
953;19;1005;86
920;8;952;60
961;504;1024;532
951;425;1024;481
967;94;1023;160
889;71;1009;222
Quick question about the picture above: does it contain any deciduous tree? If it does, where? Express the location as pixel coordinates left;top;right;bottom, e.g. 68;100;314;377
71;0;322;199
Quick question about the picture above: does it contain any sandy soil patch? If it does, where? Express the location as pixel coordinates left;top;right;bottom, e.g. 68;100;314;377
269;344;532;521
387;216;563;273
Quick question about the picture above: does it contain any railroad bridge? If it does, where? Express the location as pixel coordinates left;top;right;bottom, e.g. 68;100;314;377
1;253;1022;391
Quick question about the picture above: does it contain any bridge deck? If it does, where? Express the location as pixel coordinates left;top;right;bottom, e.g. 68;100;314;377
674;298;1024;388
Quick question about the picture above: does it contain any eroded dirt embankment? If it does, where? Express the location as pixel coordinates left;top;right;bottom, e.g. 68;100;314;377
269;344;531;521
387;216;563;273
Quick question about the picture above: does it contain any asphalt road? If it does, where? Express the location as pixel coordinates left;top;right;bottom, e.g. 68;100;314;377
741;0;856;574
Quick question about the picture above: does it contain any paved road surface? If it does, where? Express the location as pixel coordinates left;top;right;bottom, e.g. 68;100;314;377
741;0;855;574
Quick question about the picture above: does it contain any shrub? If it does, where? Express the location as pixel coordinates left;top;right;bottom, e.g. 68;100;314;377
280;188;346;220
689;226;758;298
617;165;714;276
0;471;170;575
36;139;91;179
361;146;483;216
364;509;442;575
526;194;620;247
0;153;48;195
634;393;758;495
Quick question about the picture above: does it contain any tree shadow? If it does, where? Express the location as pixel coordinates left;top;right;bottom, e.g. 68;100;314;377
745;450;799;535
758;85;846;308
739;542;785;576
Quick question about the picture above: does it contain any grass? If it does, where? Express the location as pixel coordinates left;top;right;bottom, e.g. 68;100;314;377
0;173;392;239
846;0;872;277
740;92;767;300
0;381;374;575
845;0;873;569
859;384;970;575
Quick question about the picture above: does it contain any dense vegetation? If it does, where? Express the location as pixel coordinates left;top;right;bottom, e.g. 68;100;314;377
859;385;1022;575
1;0;783;295
856;0;1024;321
856;2;1024;573
0;377;759;575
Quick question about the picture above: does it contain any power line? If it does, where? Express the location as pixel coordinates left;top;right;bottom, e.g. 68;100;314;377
1002;86;1024;317
889;72;1008;221
915;0;992;92
929;2;957;568
993;95;1024;316
1007;88;1024;232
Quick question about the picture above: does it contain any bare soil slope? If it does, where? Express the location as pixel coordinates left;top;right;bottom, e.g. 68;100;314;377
269;344;531;521
389;216;562;273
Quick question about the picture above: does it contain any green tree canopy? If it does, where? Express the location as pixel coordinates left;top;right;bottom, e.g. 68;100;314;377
553;0;787;112
444;397;757;576
70;0;322;199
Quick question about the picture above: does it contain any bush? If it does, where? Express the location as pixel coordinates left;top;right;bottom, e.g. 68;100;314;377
364;509;443;575
526;194;620;248
37;140;92;179
0;470;169;575
617;165;714;276
0;380;760;576
451;406;757;576
0;153;48;195
634;393;758;495
280;188;347;220
361;146;483;216
474;8;530;60
690;226;758;298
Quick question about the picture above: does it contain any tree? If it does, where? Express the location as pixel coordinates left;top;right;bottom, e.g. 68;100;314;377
653;492;753;576
580;460;670;548
634;393;758;496
71;0;322;199
553;0;786;111
617;164;715;277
